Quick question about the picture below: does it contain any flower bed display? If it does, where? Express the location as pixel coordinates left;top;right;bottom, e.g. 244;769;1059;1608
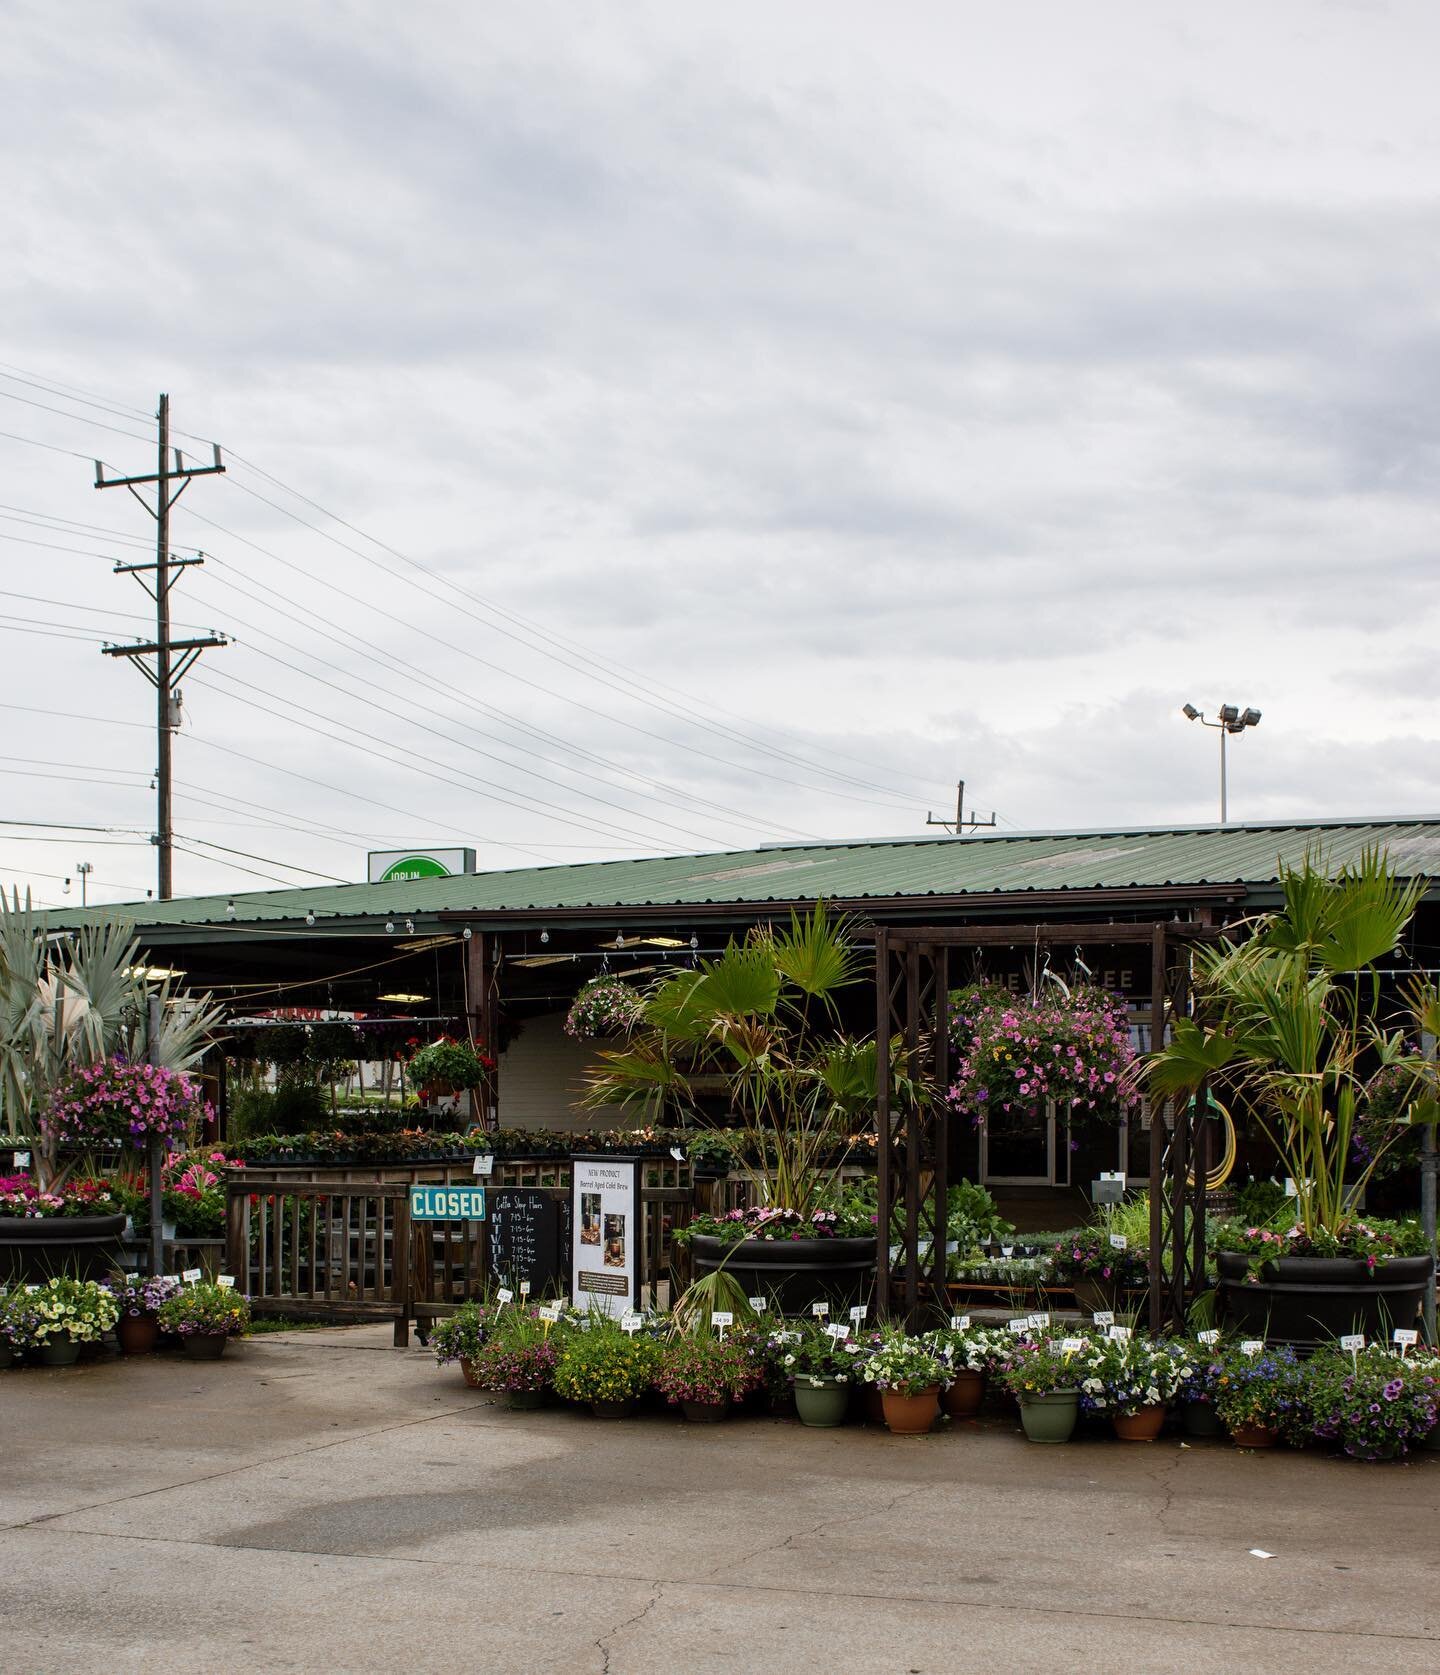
0;1177;128;1284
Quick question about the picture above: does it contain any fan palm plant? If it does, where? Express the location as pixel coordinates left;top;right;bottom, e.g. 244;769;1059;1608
582;904;919;1216
1147;847;1436;1239
0;891;224;1186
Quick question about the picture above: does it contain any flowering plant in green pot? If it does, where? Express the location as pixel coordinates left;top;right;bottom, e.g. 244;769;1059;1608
26;1275;120;1363
1307;1343;1439;1461
553;1318;662;1414
995;1332;1097;1444
784;1321;865;1387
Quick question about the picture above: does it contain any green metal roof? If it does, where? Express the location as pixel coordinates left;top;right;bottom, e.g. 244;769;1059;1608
42;818;1440;934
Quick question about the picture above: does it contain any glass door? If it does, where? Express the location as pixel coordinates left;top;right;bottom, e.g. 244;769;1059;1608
980;1102;1056;1185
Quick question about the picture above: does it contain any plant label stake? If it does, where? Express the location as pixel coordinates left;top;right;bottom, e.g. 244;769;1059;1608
1008;1317;1031;1334
1393;1328;1418;1357
620;1312;643;1335
1029;1312;1051;1330
1092;1311;1114;1328
217;1275;235;1290
472;1153;494;1176
711;1311;733;1339
811;1301;829;1318
182;1267;202;1284
1061;1338;1085;1354
1197;1329;1220;1346
1109;1233;1128;1251
849;1305;866;1324
13;1150;29;1169
496;1287;514;1306
1339;1332;1364;1372
1240;1339;1264;1357
1108;1325;1132;1342
824;1322;849;1341
519;1281;531;1298
951;1315;970;1331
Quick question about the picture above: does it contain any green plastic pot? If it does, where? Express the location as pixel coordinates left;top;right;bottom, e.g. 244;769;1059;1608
38;1339;82;1367
1182;1399;1224;1438
794;1377;849;1429
1017;1389;1079;1444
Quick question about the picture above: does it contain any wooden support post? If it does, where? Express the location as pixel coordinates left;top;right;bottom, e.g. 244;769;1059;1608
903;940;921;1322
875;929;892;1318
1147;924;1166;1337
392;1189;412;1347
465;929;498;1132
929;945;950;1319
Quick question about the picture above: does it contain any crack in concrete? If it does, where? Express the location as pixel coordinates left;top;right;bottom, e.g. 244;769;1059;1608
594;1581;663;1675
5;1522;1435;1648
705;1480;932;1581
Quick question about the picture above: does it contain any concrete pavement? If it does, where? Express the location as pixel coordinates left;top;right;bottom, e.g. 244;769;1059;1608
1;1325;1437;1673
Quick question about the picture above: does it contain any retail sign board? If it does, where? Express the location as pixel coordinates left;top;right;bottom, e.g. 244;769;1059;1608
572;1154;641;1319
409;1185;486;1221
367;848;476;884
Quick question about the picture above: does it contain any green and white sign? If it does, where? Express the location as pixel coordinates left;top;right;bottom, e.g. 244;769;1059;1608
410;1185;487;1221
367;847;476;884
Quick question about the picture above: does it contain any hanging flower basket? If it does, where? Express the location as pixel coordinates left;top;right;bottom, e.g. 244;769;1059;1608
405;1038;494;1097
42;1056;212;1153
565;977;643;1040
945;983;1138;1126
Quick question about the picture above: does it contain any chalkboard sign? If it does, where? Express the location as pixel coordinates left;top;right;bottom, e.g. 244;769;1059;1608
487;1189;569;1297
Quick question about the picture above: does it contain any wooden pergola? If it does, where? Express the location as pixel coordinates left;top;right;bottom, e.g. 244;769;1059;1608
872;920;1225;1333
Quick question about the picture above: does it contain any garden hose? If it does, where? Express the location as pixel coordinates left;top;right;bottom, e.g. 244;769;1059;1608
1185;1094;1237;1191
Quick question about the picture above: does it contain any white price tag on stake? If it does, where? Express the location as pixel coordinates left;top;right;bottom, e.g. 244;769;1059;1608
710;1311;734;1330
1061;1338;1085;1353
748;1297;767;1314
811;1301;829;1318
1008;1318;1031;1334
1393;1328;1419;1354
849;1305;866;1323
13;1150;29;1168
777;1329;801;1344
1029;1312;1051;1329
182;1268;202;1284
1339;1333;1364;1352
496;1288;514;1304
1284;1178;1297;1197
824;1323;849;1341
1197;1329;1220;1346
472;1153;494;1176
951;1315;970;1331
519;1282;531;1297
217;1275;235;1290
620;1313;643;1335
538;1304;561;1323
1092;1311;1114;1328
1108;1325;1133;1342
1240;1340;1264;1357
1109;1233;1128;1251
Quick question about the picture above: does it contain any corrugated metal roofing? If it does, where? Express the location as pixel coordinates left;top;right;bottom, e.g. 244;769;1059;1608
41;818;1440;931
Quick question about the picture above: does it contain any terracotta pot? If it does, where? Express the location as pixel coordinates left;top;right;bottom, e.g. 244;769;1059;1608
943;1369;984;1418
881;1385;939;1435
1112;1405;1166;1442
117;1313;160;1356
181;1332;228;1361
459;1357;482;1388
680;1399;728;1423
1229;1422;1279;1449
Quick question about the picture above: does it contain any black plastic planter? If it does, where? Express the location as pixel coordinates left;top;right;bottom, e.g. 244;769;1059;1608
0;1213;128;1284
690;1234;878;1315
1216;1254;1434;1350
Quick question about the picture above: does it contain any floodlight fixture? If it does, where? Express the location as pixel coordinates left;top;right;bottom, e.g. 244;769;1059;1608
1181;700;1262;823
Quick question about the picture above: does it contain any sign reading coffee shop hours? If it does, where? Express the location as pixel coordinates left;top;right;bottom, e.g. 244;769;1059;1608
366;847;477;885
571;1154;641;1320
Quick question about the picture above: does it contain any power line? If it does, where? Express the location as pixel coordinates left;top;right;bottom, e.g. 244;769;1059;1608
0;365;153;423
0;385;155;443
172;832;349;884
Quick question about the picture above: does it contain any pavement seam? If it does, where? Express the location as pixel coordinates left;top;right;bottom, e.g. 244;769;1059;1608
704;1479;932;1581
594;1580;664;1675
9;1522;1434;1647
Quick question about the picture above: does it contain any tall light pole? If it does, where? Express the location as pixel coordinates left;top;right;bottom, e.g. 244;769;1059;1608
1182;703;1261;824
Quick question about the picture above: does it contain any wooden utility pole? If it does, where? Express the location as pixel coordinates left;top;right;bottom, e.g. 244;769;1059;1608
96;395;228;899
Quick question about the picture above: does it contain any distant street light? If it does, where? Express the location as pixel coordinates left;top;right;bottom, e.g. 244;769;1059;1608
1182;703;1261;824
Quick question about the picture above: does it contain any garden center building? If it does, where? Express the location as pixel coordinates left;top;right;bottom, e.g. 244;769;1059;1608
45;817;1440;1218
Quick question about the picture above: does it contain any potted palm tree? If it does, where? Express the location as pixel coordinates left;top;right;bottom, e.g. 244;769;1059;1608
583;906;911;1313
1148;848;1437;1347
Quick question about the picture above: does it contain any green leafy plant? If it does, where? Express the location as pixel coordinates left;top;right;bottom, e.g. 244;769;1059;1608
553;1318;662;1403
654;1331;758;1405
406;1038;494;1094
430;1301;488;1368
157;1281;251;1338
16;1275;119;1347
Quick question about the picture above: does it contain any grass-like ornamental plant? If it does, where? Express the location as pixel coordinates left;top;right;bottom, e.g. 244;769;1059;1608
157;1281;251;1338
858;1329;945;1395
553;1318;662;1403
1307;1344;1439;1460
430;1301;488;1368
654;1332;758;1406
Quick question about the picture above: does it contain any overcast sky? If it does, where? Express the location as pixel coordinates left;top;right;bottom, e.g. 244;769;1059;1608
1;0;1437;909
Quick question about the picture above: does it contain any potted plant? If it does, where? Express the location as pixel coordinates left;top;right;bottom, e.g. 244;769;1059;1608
1307;1343;1439;1461
565;977;644;1040
654;1331;758;1422
1212;1342;1307;1448
156;1280;251;1360
859;1330;944;1434
470;1306;559;1408
23;1275;120;1366
923;1322;1003;1418
995;1334;1095;1444
1173;1337;1228;1437
585;906;909;1312
1149;849;1438;1347
1089;1335;1181;1441
553;1317;662;1418
406;1038;494;1100
1050;1226;1150;1315
430;1301;489;1387
0;1176;128;1284
104;1272;183;1355
783;1322;865;1427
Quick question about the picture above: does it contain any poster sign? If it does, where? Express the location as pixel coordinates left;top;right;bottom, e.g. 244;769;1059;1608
571;1154;641;1319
